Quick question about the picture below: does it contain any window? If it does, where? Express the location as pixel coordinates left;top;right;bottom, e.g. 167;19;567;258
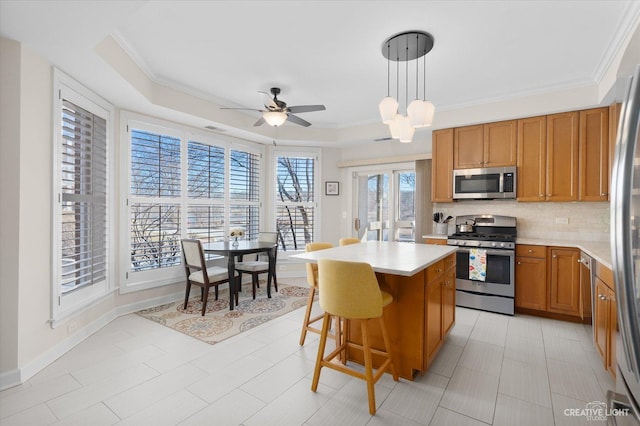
275;153;317;251
129;129;182;272
122;115;264;291
52;70;114;324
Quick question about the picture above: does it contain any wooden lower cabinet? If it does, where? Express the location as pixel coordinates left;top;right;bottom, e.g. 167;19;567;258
594;264;617;379
515;245;547;311
425;254;456;366
425;238;447;245
442;267;456;335
548;247;581;316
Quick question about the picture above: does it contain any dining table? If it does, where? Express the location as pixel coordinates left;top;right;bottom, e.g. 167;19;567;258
203;240;277;310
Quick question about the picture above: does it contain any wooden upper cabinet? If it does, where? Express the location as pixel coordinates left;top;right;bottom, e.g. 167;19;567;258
484;120;517;167
546;111;579;201
517;116;547;201
431;128;454;202
453;121;517;169
579;107;609;201
454;125;484;169
609;103;622;193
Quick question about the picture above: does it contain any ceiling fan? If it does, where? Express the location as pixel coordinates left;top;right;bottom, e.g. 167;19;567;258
222;87;325;127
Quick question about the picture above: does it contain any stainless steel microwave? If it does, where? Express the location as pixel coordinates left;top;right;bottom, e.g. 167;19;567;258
452;166;517;200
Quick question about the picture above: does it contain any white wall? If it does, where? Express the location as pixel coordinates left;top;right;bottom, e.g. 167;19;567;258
0;37;21;379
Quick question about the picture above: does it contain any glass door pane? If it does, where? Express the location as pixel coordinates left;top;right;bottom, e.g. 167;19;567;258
355;173;389;241
395;171;416;242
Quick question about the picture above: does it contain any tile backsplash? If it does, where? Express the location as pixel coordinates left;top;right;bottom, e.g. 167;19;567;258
434;201;610;242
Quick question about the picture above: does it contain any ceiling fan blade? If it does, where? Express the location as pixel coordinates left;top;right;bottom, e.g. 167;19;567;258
287;105;326;114
220;107;264;112
253;116;265;127
258;91;278;109
286;114;312;127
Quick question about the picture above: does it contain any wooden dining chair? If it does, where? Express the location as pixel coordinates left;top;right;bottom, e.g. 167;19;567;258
339;237;361;246
181;239;237;315
234;232;278;299
311;258;398;415
299;242;334;345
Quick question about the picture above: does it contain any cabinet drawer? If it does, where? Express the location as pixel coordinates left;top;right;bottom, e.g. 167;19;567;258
444;253;456;271
425;238;447;246
427;259;445;282
595;263;614;290
516;244;546;258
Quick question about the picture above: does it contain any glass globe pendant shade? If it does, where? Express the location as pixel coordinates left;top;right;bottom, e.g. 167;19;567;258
422;100;435;127
407;99;428;128
389;114;402;139
263;111;288;127
397;115;415;143
379;96;399;124
407;99;436;128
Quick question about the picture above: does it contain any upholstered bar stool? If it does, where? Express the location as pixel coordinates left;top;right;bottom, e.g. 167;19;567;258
311;258;398;415
339;237;360;246
299;242;334;345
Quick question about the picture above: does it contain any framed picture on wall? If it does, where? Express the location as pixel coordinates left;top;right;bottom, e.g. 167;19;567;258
325;181;339;196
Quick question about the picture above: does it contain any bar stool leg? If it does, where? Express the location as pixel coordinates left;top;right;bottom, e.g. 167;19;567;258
361;319;377;415
299;287;316;345
311;312;331;392
379;315;399;381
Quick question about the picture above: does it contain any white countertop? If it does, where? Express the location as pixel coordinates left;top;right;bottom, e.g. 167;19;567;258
289;241;457;276
422;234;448;239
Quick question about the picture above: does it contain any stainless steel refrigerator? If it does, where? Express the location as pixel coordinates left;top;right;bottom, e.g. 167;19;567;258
609;63;640;425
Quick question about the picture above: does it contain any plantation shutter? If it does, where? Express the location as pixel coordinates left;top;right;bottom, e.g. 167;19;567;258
59;99;107;293
229;150;260;239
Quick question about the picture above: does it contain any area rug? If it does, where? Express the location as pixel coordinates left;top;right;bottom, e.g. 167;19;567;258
135;282;311;345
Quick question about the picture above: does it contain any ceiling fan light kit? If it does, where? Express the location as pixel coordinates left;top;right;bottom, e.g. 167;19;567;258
263;111;288;127
379;30;435;142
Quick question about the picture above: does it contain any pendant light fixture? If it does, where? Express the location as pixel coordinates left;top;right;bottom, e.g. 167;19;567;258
379;31;435;142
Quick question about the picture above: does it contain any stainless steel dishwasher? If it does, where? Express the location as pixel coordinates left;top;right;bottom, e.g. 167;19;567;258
578;251;594;326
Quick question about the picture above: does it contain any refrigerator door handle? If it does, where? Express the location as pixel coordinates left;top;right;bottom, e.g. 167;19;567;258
612;64;640;383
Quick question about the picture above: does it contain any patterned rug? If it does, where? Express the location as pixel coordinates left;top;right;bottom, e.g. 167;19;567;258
135;282;310;345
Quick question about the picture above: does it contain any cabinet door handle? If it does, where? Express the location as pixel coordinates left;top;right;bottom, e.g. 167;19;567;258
517;261;521;265
601;193;606;196
552;255;557;258
599;294;607;301
528;249;533;253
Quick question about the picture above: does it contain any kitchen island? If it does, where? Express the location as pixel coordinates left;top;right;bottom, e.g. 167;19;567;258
290;241;457;380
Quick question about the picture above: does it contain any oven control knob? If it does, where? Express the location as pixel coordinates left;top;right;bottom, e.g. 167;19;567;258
460;241;466;246
491;242;497;247
500;242;505;248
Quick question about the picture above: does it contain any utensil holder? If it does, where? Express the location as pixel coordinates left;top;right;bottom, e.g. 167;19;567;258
435;223;448;235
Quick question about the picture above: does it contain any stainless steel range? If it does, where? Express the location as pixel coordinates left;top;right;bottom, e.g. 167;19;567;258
447;214;517;316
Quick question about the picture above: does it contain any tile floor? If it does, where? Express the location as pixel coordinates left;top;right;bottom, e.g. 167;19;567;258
0;280;614;425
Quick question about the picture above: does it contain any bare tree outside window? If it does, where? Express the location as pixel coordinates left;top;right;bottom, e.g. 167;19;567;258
276;156;315;250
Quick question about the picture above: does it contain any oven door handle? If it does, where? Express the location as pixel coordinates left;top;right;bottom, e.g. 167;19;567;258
455;247;515;257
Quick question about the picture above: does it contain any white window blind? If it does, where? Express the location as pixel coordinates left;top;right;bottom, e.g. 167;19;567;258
275;155;316;250
229;149;260;239
59;99;107;293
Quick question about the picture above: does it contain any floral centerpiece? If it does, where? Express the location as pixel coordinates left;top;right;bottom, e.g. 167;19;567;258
229;227;245;246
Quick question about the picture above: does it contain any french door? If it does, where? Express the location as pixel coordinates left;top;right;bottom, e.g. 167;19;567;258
352;168;415;242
